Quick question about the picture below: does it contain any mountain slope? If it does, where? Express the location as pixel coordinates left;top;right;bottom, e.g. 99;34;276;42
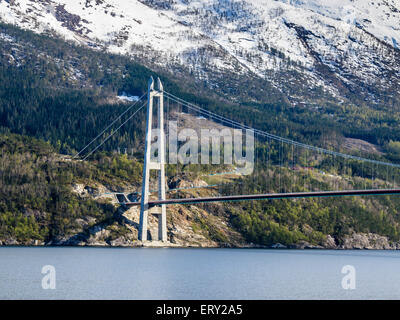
3;1;400;249
1;0;400;107
3;131;400;249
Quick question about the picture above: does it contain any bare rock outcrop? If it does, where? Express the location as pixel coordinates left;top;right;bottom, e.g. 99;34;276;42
340;233;397;249
324;235;337;249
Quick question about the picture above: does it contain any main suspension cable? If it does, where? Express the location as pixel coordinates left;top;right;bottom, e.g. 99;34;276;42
164;91;400;169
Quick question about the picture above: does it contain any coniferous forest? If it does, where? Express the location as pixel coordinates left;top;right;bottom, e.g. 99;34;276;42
2;21;400;247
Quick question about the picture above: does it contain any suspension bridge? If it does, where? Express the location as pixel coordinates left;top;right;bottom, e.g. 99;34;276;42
74;77;400;242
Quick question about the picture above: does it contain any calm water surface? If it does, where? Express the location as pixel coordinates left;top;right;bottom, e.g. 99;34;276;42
1;247;400;299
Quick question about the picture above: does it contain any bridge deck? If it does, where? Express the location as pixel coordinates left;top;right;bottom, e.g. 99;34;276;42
123;189;400;207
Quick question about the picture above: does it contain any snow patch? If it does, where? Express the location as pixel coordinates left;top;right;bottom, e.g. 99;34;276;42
117;93;140;102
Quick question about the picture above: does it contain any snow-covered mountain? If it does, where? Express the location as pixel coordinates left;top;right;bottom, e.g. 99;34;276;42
1;0;400;106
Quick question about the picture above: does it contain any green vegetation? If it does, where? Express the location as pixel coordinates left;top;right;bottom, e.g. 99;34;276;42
2;21;400;247
193;216;229;243
386;141;400;160
222;166;400;246
0;133;141;244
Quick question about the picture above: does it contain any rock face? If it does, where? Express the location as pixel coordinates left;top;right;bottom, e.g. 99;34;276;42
268;233;400;250
270;243;287;249
324;235;338;249
121;201;248;248
4;238;19;246
289;241;324;249
340;233;399;250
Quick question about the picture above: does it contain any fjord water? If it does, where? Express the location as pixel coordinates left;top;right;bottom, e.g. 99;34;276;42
1;247;400;299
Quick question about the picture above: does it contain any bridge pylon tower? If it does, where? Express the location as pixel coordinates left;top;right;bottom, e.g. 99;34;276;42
139;77;167;242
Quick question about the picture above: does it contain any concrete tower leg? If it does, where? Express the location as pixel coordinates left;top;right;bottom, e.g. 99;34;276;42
139;77;167;242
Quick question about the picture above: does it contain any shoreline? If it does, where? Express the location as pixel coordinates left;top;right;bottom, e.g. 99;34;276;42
2;231;399;250
1;244;400;250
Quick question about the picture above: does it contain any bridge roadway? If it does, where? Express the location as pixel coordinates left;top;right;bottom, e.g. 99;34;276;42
123;188;400;207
